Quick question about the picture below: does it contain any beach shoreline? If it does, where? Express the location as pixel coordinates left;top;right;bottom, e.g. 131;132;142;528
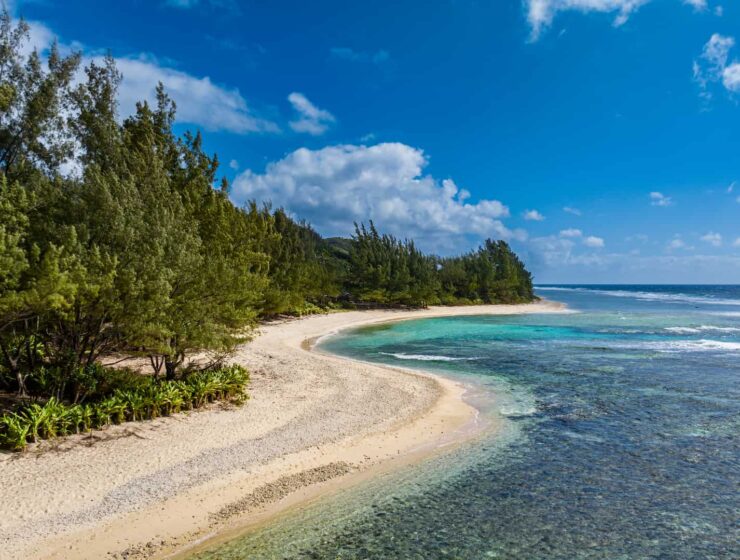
0;300;565;560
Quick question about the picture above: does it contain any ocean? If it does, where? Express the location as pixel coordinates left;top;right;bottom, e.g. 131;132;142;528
191;285;740;559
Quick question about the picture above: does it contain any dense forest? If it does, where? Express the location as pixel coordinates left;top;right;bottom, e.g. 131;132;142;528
0;14;532;448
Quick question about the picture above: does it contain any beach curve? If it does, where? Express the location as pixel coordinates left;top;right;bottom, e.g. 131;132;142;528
0;300;565;560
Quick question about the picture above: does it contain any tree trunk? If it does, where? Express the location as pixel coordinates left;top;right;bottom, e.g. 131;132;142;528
149;355;164;379
164;340;183;380
15;369;28;397
0;341;26;396
164;359;178;380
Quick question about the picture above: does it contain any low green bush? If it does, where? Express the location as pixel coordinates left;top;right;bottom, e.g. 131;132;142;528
0;365;249;451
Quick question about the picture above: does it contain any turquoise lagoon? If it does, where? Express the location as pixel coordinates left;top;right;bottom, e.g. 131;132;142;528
192;286;740;559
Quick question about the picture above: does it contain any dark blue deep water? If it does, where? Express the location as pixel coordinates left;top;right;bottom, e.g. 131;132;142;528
192;286;740;559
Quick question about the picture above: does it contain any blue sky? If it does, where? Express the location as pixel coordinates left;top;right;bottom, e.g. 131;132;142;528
12;0;740;283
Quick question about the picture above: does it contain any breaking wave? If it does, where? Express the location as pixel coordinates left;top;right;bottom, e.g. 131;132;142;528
379;352;479;362
536;286;740;307
664;325;740;334
636;339;740;353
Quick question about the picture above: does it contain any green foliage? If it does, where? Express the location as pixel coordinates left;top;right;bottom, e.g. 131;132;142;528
346;222;440;307
0;411;30;450
0;12;81;182
0;14;271;386
0;365;249;450
0;6;533;410
259;209;342;315
346;224;533;307
437;239;534;304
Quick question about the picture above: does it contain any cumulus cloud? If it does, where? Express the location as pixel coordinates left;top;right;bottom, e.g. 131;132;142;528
110;56;278;134
694;33;740;98
700;232;722;246
330;47;390;64
733;237;740;247
18;20;57;58
524;209;545;221
650;191;673;206
525;0;649;39
525;0;712;40
559;228;582;237
563;206;582;216
12;19;278;135
583;235;605;248
232;143;524;251
287;92;335;136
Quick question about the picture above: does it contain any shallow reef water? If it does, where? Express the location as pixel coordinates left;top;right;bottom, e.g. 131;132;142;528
192;286;740;559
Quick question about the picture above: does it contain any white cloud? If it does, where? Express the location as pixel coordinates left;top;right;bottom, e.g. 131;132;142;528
583;235;605;248
733;237;740;247
683;0;707;10
528;234;608;272
737;195;740;204
694;33;740;97
524;209;545;221
5;5;65;57
525;0;649;39
714;5;723;16
330;47;390;64
13;20;278;135
728;181;736;193
229;159;239;170
110;56;278;134
529;235;576;267
563;206;582;216
700;232;722;246
650;191;673;206
702;33;735;69
232;143;523;251
667;237;690;250
19;20;56;58
522;0;715;40
287;92;335;136
723;62;740;92
559;228;583;237
525;0;713;40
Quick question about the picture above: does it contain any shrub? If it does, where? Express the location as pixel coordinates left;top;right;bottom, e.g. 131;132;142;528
0;412;30;451
0;365;249;451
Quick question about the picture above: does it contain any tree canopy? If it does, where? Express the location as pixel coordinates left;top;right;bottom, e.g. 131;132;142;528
0;11;533;397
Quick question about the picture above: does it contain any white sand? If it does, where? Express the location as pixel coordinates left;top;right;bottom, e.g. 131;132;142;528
0;301;565;560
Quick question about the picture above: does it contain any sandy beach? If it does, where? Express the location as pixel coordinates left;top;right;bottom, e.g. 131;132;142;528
0;301;564;560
